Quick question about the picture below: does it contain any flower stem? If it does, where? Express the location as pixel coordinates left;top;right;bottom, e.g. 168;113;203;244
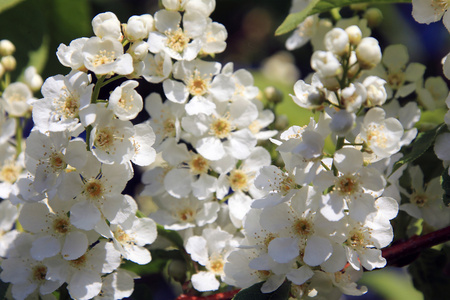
14;117;22;157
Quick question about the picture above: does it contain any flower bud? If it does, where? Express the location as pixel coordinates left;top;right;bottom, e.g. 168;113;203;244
324;28;349;56
0;63;5;78
341;82;367;112
355;37;381;70
329;109;355;136
347;51;360;79
345;25;362;45
24;66;43;92
0;39;15;56
92;12;122;40
311;51;343;77
128;40;149;61
1;55;16;71
126;14;154;42
363;76;387;107
274;114;289;131
264;86;283;104
364;8;383;28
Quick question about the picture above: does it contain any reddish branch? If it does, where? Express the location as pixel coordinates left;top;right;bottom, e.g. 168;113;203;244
175;289;240;300
176;225;450;300
382;225;450;267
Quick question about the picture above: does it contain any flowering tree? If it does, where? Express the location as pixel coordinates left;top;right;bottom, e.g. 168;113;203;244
0;0;450;299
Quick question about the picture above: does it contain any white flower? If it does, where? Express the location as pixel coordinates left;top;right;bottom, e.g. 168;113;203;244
285;15;319;51
130;123;156;166
1;82;32;117
148;10;206;61
144;92;184;148
400;166;450;229
357;107;404;162
142;52;173;83
108;80;143;120
290;75;326;110
363;76;387;107
92;12;122;40
164;59;234;104
0;200;19;257
56;38;89;71
200;19;227;55
83;37;133;75
0;144;24;199
99;215;157;265
343;216;392;271
412;0;450;32
150;193;220;230
25;130;88;197
417;76;449;110
58;153;135;230
315;147;385;222
162;139;217;199
181;100;258;161
18;198;96;261
186;227;236;291
89;105;135;164
45;240;121;300
32;71;93;133
94;269;137;299
371;44;425;99
0;233;64;300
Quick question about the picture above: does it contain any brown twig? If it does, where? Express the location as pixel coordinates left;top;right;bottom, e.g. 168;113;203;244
382;225;450;267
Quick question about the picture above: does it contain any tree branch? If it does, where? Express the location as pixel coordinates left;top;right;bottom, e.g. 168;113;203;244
382;225;450;267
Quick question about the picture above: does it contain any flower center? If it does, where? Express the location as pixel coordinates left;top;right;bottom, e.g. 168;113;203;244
365;124;387;148
186;70;210;96
49;152;66;171
83;178;104;200
410;192;428;207
293;218;313;237
53;217;71;234
94;126;120;152
0;162;21;183
210;115;233;139
208;257;224;274
188;154;209;175
228;169;249;192
32;265;48;282
387;72;405;90
335;174;359;195
177;208;195;222
92;50;116;67
70;254;87;269
166;28;190;53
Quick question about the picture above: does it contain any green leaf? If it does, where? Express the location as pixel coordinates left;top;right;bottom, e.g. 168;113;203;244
275;0;412;36
233;280;290;300
275;0;320;36
408;248;450;300
390;124;446;177
121;249;183;276
442;168;450;206
157;224;185;249
0;0;24;13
